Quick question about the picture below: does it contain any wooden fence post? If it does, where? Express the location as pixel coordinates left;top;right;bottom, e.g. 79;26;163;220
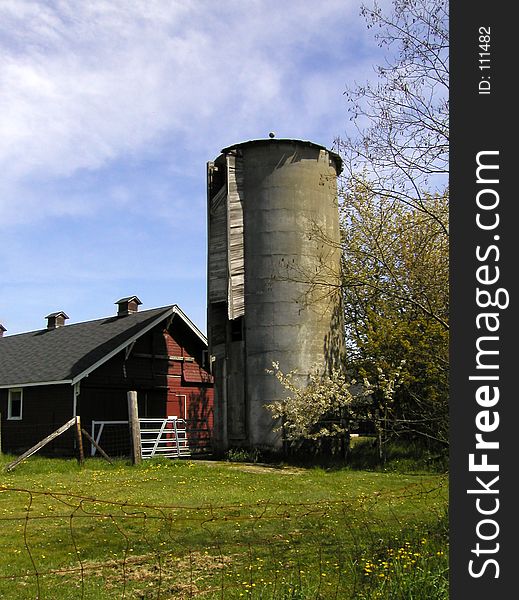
75;416;85;465
80;428;113;464
127;391;142;464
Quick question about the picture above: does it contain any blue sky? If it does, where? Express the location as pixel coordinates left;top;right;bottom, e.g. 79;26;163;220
0;0;387;336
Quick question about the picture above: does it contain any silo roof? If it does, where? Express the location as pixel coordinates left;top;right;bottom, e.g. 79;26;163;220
220;138;343;174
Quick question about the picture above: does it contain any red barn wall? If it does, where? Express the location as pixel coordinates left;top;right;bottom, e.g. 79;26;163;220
163;329;214;449
79;322;213;452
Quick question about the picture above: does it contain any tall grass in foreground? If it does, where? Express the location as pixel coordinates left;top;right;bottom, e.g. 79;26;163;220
0;455;448;598
354;509;448;599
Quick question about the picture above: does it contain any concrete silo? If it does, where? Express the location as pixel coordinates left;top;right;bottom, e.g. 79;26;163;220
207;138;343;453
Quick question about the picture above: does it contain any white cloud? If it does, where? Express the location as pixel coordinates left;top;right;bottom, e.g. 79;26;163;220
0;0;390;333
0;1;374;185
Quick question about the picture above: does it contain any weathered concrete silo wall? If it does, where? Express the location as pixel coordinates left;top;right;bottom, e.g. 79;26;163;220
207;138;343;453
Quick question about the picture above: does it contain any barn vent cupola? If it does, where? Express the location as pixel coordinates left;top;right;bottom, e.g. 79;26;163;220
115;296;142;316
45;311;69;330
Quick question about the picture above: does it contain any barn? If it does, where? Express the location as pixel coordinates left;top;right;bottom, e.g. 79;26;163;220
0;297;214;457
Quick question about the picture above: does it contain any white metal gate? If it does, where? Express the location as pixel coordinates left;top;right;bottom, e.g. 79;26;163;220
91;417;190;459
139;417;190;459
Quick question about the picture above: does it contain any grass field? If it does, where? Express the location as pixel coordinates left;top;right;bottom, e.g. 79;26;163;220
0;454;448;599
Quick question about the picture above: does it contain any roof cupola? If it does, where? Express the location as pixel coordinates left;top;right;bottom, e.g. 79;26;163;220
115;296;142;316
45;311;69;330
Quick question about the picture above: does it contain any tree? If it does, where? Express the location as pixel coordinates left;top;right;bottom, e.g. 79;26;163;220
265;362;372;459
335;0;449;234
336;0;449;451
340;188;449;450
265;360;407;461
341;186;449;337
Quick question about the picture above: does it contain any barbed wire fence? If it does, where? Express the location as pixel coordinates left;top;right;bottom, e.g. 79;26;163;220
0;479;448;599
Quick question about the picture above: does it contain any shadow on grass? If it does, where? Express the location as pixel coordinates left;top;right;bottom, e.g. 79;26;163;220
223;437;449;474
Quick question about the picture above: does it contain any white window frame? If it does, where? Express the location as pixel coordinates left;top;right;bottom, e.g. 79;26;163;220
176;394;187;420
7;388;23;420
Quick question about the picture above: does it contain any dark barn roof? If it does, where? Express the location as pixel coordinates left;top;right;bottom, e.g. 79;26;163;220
0;305;207;388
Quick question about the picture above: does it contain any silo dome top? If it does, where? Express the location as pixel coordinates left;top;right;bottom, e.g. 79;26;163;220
220;138;343;174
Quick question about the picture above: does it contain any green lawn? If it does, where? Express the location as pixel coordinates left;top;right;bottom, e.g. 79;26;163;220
0;455;448;599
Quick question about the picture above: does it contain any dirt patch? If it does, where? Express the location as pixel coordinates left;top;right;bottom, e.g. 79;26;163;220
71;550;234;599
227;463;305;475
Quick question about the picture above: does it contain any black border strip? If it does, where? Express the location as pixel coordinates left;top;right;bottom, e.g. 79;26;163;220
450;2;514;597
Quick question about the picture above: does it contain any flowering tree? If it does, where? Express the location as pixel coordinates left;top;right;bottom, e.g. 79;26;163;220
265;361;405;461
